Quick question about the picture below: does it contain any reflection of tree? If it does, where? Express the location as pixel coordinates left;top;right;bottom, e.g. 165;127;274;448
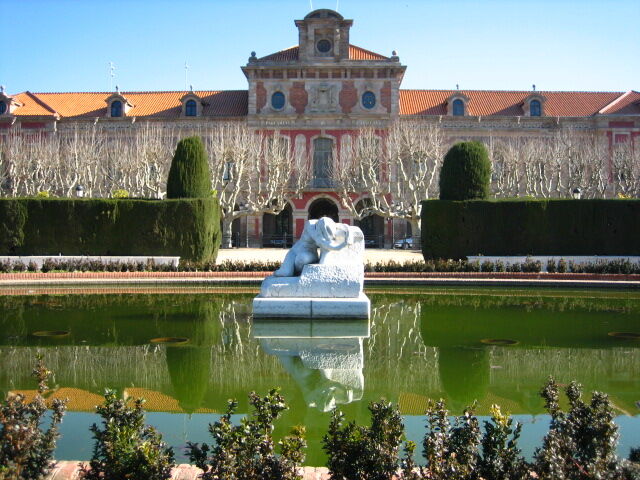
165;346;211;413
438;347;489;413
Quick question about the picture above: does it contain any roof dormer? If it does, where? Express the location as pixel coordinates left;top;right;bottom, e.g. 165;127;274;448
446;92;469;116
523;93;546;117
180;91;203;117
0;87;23;116
105;90;133;118
295;9;353;62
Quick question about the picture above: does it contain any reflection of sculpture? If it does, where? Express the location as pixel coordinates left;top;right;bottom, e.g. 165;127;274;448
253;217;370;318
254;318;369;411
275;218;351;277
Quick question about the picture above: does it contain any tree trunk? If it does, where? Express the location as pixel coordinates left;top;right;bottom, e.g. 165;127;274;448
409;217;421;248
221;216;234;249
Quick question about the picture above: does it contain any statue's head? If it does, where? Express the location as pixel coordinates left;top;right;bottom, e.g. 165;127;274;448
316;216;337;242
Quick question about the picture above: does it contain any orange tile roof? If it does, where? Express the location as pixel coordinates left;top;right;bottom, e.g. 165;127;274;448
14;90;247;119
258;44;389;62
12;92;58;117
400;89;625;117
599;91;640;115
7;89;635;120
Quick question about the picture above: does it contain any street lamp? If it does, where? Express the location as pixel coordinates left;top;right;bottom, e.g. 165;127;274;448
572;187;582;200
75;185;85;198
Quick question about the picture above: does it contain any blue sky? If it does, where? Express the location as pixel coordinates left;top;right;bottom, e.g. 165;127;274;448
2;0;638;94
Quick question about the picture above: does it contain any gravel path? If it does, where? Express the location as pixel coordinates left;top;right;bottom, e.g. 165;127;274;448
217;248;423;264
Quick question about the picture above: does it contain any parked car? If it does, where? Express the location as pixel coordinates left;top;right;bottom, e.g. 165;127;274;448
393;237;415;249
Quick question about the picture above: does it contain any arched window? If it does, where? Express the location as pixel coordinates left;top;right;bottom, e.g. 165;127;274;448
313;137;333;188
0;101;6;115
110;100;123;117
271;91;285;110
362;91;376;109
185;99;197;117
530;100;541;117
452;99;464;116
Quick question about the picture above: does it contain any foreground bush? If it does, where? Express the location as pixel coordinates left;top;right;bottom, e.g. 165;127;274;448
80;390;174;480
324;401;404;480
187;389;306;480
439;141;491;201
0;358;67;480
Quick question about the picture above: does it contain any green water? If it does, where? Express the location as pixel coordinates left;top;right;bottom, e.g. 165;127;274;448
0;286;639;464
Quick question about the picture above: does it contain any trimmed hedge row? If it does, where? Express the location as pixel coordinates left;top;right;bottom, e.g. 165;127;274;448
0;198;221;262
422;199;640;259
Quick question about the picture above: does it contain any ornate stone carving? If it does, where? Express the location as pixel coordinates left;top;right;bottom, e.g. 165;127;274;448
309;83;339;113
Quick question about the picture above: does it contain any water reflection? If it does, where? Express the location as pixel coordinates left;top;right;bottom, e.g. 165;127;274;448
0;288;638;463
253;319;370;411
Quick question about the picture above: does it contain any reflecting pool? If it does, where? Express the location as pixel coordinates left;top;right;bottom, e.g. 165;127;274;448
0;286;639;465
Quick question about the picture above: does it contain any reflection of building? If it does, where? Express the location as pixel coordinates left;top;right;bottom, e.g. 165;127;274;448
2;9;638;246
253;318;370;412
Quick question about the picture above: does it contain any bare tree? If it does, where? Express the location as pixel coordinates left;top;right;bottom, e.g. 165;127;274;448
333;120;445;238
202;123;309;247
611;139;640;197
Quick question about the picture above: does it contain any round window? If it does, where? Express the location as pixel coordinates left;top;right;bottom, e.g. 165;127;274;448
317;39;332;53
271;92;285;110
362;91;376;109
0;101;7;115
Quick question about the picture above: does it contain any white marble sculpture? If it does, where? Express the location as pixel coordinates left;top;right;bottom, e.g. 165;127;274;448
253;217;370;318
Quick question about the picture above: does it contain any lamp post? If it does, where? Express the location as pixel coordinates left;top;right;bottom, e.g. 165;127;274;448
75;185;85;198
572;187;582;200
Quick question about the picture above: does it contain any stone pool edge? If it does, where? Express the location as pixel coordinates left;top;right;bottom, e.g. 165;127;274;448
0;271;639;289
46;462;335;480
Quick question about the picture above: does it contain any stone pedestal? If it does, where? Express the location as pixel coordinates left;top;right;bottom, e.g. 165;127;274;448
253;292;370;318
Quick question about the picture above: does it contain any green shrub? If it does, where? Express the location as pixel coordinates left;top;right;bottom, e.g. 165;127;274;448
167;136;212;199
534;378;637;479
0;198;221;262
422;199;640;259
0;357;67;480
187;389;306;480
439;141;491;201
324;401;405;480
80;390;174;480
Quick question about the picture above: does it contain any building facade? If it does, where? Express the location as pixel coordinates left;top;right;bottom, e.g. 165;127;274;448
1;9;639;246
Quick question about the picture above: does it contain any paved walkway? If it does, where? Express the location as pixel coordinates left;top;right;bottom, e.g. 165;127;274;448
217;247;423;264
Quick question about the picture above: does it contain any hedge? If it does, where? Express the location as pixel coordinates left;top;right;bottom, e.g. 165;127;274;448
0;197;221;262
421;198;640;259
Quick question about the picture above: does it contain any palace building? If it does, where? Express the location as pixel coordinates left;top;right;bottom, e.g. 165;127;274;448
1;9;638;246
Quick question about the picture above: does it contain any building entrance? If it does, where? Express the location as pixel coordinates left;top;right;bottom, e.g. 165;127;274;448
308;198;339;222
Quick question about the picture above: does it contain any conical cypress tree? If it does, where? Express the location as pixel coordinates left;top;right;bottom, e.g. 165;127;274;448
166;136;212;198
439;141;491;200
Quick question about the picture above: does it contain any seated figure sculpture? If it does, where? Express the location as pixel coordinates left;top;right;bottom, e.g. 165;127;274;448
253;216;370;318
274;217;353;277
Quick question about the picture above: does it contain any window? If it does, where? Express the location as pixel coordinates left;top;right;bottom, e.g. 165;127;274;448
452;99;464;116
362;91;376;109
185;99;197;117
317;39;332;53
313;137;333;187
530;100;541;117
0;101;6;115
110;100;123;117
271;91;285;110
